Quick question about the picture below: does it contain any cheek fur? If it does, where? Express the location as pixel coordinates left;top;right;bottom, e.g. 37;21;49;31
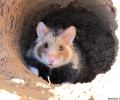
37;45;45;57
59;48;69;61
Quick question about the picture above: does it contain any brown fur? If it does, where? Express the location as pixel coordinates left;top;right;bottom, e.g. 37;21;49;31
36;22;79;69
37;31;77;68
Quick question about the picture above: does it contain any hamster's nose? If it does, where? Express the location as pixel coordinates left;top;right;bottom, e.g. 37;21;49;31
49;56;55;63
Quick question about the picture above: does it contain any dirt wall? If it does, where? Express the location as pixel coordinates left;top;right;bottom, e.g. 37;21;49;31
0;0;120;100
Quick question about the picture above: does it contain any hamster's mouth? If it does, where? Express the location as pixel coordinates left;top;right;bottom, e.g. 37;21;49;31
49;64;53;66
48;64;56;68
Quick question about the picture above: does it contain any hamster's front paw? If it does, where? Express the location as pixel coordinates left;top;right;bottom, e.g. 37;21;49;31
28;66;39;76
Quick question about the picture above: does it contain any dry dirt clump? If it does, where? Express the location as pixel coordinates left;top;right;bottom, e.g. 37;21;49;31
0;0;120;100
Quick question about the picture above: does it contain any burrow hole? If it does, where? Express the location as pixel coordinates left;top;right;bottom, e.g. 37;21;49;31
21;3;116;83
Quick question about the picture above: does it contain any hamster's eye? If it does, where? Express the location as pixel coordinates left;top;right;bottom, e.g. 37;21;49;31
59;45;63;51
44;43;49;48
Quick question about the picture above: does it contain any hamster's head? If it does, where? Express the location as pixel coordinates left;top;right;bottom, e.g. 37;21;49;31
34;22;76;68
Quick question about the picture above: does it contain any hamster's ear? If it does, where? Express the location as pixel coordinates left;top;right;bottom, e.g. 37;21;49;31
36;22;50;38
62;26;76;44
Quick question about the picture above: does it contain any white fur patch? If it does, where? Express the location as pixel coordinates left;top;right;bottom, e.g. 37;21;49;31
41;53;49;64
61;82;67;85
29;66;39;76
61;82;71;86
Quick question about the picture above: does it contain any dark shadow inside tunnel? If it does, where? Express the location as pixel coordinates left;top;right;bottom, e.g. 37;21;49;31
20;4;117;83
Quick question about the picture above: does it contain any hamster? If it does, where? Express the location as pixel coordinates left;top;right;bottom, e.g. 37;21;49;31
25;22;89;84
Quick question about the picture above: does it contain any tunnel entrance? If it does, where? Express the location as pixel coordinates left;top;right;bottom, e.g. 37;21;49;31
22;5;115;82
